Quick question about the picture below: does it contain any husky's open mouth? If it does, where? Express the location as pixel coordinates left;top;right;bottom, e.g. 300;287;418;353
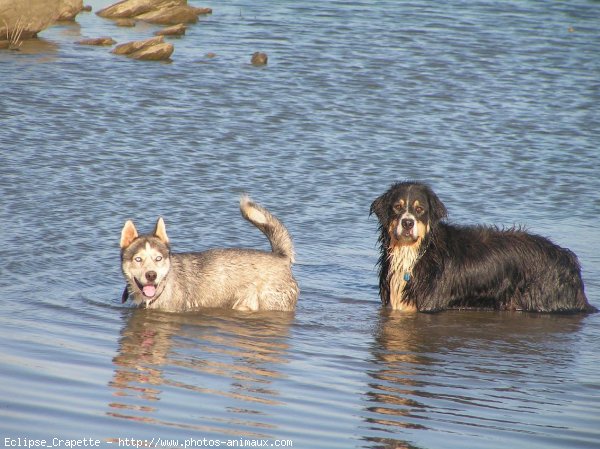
134;278;157;298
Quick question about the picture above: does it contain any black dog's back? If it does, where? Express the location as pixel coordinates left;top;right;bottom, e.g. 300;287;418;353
409;223;593;313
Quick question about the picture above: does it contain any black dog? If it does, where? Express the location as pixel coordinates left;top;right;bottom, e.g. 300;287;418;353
370;181;595;313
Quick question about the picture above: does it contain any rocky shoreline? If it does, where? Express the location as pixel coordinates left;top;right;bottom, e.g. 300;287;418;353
0;0;218;61
96;0;211;24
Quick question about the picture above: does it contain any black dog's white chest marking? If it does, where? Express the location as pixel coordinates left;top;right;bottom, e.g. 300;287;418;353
387;245;419;311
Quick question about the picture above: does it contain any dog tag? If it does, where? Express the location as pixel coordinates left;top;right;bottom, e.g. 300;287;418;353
403;272;411;282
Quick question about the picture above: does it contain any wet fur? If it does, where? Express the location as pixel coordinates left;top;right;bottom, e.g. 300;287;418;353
120;196;298;312
371;181;596;313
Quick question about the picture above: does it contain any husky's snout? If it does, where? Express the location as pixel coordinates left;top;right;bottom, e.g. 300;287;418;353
132;271;159;298
142;271;159;297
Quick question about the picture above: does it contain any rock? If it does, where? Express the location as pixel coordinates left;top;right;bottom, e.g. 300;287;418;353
97;0;211;24
130;42;173;60
97;0;167;19
0;0;61;39
115;18;136;27
251;52;268;66
137;6;199;25
112;35;173;60
112;35;162;54
154;23;186;36
82;5;92;12
0;0;84;40
57;0;84;21
191;7;212;15
76;37;116;45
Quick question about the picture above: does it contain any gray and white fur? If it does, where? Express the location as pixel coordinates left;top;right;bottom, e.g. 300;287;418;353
120;195;298;312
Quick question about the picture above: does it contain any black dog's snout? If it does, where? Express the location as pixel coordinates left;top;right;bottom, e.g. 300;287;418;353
145;271;157;282
401;218;415;230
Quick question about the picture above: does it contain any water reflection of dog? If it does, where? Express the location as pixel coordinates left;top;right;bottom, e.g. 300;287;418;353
108;308;293;436
364;310;586;448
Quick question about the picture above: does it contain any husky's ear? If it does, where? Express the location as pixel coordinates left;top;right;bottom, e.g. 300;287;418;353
153;217;169;244
120;220;138;249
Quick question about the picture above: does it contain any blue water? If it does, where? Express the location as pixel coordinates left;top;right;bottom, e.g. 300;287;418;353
1;0;599;448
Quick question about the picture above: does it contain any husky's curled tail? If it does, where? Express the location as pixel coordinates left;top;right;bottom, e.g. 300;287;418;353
240;194;295;263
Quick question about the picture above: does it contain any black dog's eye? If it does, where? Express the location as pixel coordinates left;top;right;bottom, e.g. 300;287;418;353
393;202;405;214
415;206;424;215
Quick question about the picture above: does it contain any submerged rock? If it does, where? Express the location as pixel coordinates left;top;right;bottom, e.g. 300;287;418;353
251;51;268;66
97;0;211;24
115;18;136;27
112;35;161;54
112;35;173;60
154;23;186;36
76;37;116;46
130;42;173;60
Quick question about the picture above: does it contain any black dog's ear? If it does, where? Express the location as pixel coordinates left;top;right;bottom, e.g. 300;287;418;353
370;192;389;222
425;186;448;223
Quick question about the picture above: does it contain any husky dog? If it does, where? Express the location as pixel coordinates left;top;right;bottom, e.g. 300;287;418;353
120;196;298;312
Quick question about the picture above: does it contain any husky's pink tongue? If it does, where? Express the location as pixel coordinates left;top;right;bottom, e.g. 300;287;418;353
143;285;156;297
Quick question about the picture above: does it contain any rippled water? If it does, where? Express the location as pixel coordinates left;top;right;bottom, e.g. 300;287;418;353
1;0;600;448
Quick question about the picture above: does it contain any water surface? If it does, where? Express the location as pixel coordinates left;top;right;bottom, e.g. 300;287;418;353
1;1;599;448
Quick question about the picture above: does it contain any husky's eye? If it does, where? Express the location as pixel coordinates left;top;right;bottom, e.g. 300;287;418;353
156;256;163;262
134;256;142;263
